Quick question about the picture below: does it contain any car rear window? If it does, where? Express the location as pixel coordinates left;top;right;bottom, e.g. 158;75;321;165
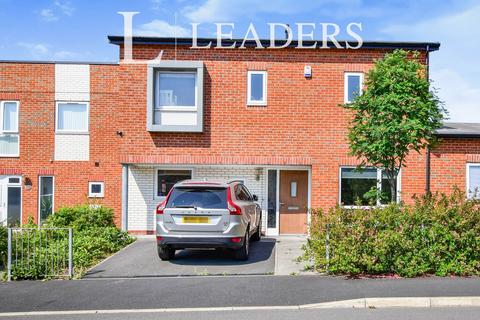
166;187;228;209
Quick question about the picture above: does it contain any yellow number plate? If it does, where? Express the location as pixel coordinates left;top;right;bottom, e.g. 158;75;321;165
183;216;210;224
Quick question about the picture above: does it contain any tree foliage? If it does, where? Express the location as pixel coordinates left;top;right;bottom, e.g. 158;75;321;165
345;49;446;201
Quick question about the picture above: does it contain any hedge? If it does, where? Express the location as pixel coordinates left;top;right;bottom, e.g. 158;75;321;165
303;189;480;277
5;205;134;280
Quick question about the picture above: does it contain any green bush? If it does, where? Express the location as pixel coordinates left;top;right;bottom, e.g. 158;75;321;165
47;205;115;230
9;205;134;280
304;189;480;277
0;226;7;268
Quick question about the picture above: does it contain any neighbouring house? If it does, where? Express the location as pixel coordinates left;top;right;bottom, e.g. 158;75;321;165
0;36;479;235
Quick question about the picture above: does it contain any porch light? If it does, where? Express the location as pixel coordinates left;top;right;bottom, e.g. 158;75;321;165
255;167;263;181
24;177;32;190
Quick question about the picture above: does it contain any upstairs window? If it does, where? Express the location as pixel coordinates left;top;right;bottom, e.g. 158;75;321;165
155;72;197;111
340;167;399;206
344;72;364;103
247;71;267;106
147;61;204;132
56;102;89;133
467;164;480;199
0;101;19;157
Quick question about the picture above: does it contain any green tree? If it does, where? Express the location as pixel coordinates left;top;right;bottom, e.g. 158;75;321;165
345;49;446;202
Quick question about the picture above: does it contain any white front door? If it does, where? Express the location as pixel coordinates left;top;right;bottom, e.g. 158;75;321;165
0;177;7;225
0;176;22;226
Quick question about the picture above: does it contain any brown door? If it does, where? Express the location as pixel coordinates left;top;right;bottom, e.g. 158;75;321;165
279;170;308;234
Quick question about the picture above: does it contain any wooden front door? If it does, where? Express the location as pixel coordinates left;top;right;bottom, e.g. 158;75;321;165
279;170;308;234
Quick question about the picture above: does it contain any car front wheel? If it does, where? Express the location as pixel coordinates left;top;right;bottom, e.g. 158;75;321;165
157;246;175;260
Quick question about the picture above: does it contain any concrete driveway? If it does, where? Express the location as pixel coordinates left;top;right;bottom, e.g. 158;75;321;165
84;237;276;278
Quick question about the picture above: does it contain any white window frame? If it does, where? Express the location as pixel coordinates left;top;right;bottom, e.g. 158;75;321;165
88;181;104;198
344;72;364;103
38;176;54;224
154;168;194;200
0;101;20;157
338;166;401;208
155;71;198;112
1;175;23;226
1;101;19;134
55;101;90;134
466;163;480;199
247;70;267;106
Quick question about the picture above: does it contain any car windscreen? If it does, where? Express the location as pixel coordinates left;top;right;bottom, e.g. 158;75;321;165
166;187;228;209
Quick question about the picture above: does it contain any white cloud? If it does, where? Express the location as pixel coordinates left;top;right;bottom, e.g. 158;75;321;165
134;19;189;37
52;50;83;60
16;42;87;61
382;4;480;123
184;0;363;22
16;42;50;58
39;9;58;22
431;68;480;122
54;0;75;16
39;1;74;22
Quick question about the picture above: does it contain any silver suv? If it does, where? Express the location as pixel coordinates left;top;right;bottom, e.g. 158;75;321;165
155;180;262;261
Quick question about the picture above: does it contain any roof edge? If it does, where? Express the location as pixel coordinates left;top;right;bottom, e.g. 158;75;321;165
0;59;118;65
436;134;480;139
107;36;440;51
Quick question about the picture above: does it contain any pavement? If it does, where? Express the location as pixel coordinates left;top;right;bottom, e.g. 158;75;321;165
1;276;480;312
2;308;480;320
274;235;313;275
84;237;276;278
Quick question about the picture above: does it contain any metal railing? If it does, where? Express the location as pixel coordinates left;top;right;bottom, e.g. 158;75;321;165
7;228;73;281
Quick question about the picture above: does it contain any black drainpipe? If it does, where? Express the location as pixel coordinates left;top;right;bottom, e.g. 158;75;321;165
425;146;431;193
425;45;431;193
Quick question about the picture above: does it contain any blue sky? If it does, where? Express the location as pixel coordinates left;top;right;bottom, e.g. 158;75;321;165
0;0;478;122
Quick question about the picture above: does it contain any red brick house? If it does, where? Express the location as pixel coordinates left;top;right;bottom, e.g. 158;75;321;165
0;36;479;235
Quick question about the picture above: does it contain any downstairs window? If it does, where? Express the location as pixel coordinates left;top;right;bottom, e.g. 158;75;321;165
340;167;399;206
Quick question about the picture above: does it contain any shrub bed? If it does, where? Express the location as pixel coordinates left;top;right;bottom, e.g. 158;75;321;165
304;189;480;277
0;226;7;270
8;205;134;280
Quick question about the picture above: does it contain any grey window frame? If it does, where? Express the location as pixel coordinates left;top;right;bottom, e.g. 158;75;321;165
147;61;204;132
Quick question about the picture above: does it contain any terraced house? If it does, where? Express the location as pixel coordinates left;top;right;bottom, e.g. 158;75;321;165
1;36;479;235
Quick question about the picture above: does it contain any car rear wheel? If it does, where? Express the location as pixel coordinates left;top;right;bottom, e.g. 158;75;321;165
251;217;261;242
158;246;175;261
233;230;250;261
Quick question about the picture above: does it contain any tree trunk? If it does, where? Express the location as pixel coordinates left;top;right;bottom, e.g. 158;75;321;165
389;178;396;203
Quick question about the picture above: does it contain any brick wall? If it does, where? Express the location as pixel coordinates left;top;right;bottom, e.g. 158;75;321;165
0;44;476;231
114;45;430;211
0;62;121;225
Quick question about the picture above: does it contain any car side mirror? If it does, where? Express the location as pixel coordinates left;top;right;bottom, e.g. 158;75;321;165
252;194;258;201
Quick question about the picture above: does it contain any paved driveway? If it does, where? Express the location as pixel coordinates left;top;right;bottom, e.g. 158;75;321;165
84;237;276;278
